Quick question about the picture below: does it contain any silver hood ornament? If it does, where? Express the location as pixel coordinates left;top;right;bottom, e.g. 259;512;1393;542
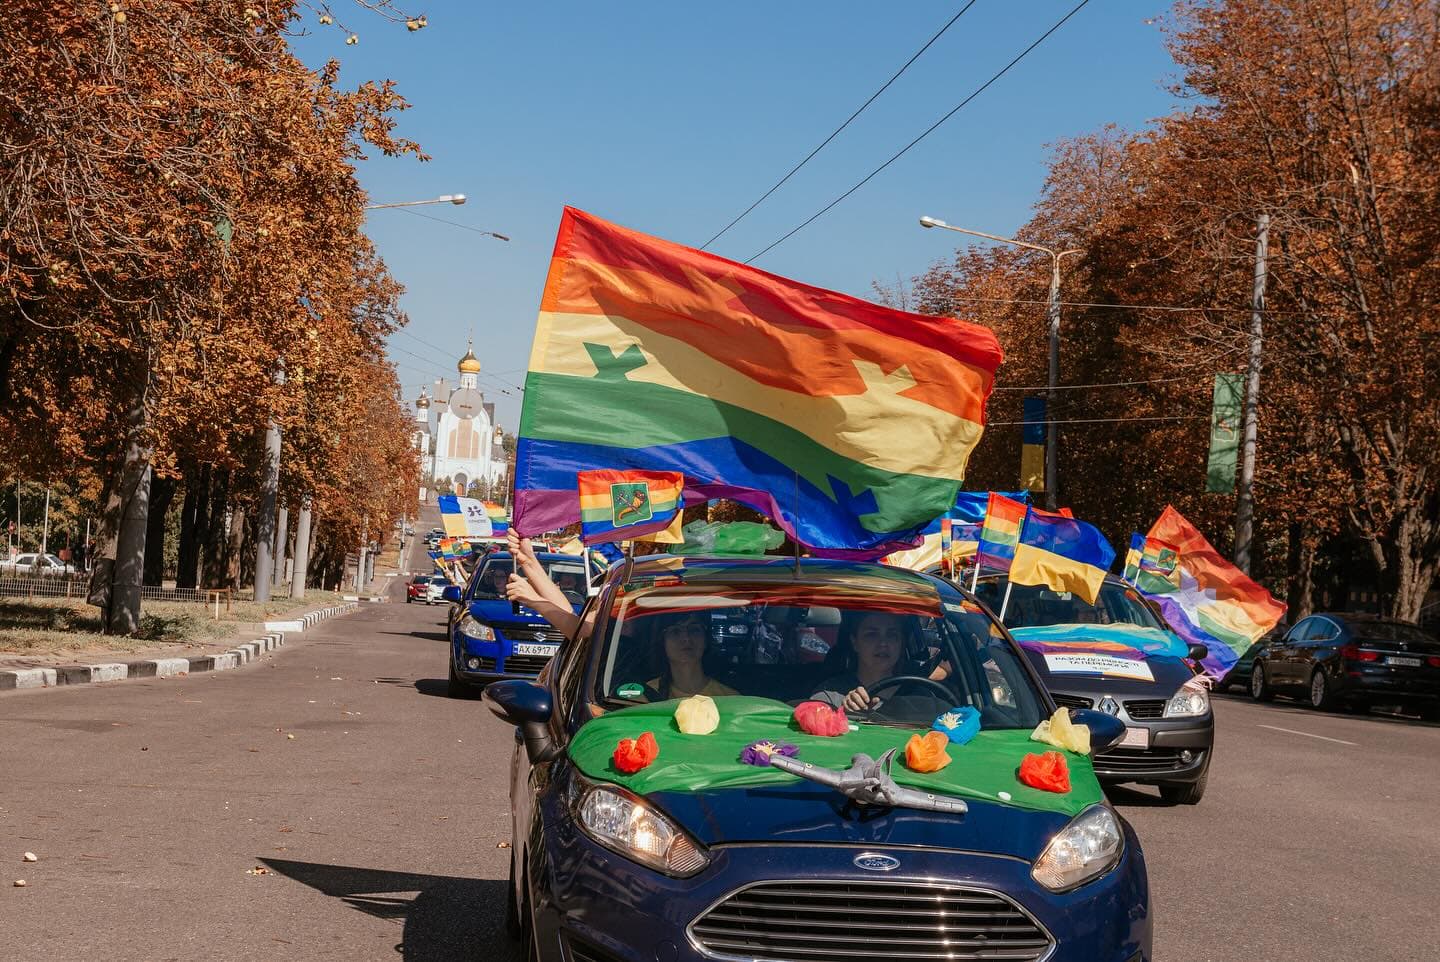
768;749;969;815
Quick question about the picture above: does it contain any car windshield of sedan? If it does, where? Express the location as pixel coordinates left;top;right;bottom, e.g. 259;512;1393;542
593;581;1046;731
1351;621;1437;646
975;577;1164;631
472;558;588;599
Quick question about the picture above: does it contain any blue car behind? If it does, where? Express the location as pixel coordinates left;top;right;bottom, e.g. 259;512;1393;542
446;551;588;697
485;556;1152;962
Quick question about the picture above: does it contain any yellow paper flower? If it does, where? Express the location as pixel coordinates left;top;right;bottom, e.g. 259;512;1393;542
674;694;720;735
1030;707;1091;755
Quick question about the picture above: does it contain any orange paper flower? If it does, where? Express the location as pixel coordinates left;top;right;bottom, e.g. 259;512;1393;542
1018;751;1070;793
613;732;659;773
793;701;849;737
904;730;952;773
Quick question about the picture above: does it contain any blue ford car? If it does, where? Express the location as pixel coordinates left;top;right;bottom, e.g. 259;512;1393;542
485;556;1151;962
445;551;588;697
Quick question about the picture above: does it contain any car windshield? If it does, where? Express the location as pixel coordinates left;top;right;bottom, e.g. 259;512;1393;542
473;558;588;599
973;577;1164;631
591;576;1046;731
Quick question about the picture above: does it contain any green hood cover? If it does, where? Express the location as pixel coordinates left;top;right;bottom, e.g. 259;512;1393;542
567;696;1103;817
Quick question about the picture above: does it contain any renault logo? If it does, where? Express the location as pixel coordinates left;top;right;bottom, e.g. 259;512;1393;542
853;853;900;872
1099;696;1120;717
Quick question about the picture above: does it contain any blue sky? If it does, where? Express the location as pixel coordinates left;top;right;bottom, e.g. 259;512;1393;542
294;2;1181;429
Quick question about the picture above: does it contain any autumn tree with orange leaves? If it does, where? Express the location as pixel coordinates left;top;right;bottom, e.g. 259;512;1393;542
0;2;425;632
898;0;1440;620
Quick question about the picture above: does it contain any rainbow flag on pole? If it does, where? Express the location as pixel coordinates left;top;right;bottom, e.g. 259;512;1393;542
511;208;1003;553
578;469;684;544
975;493;1029;573
1136;506;1286;679
1122;532;1145;584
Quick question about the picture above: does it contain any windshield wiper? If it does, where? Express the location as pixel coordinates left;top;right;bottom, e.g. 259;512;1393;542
768;749;968;815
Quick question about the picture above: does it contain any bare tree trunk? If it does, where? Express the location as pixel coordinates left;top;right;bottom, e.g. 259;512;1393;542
87;381;153;635
1286;522;1315;621
202;469;230;587
225;504;246;590
174;465;201;589
143;474;176;587
188;463;212;588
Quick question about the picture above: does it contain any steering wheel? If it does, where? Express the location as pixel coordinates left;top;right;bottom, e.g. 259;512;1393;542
867;674;955;702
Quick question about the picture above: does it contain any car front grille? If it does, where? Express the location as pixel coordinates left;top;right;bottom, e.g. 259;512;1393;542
1050;692;1093;710
492;621;566;643
501;653;554;675
565;934;625;962
1094;747;1198;776
1122;699;1166;720
690;880;1053;962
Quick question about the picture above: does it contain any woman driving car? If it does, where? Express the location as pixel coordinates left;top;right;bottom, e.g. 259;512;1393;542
812;611;937;713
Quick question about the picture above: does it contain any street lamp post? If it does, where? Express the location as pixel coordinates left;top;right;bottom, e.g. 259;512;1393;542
364;194;467;211
919;216;1082;510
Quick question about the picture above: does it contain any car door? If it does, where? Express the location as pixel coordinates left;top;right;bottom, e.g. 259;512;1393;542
1302;616;1343;679
1271;618;1313;686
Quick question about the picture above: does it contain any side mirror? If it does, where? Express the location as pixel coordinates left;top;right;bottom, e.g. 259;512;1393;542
1069;709;1126;755
1187;643;1209;662
483;680;557;763
441;585;463;604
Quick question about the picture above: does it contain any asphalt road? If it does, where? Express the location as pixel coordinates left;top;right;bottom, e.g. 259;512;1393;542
3;573;1438;961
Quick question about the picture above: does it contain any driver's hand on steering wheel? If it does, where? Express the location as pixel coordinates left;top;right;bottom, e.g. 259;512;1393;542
841;686;881;713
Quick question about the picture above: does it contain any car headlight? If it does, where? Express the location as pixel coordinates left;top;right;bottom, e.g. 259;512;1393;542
572;779;709;877
1031;804;1123;892
1164;684;1210;718
458;615;495;641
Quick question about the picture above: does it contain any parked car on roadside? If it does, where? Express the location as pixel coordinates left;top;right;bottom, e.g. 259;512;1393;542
485;556;1149;962
1249;613;1440;718
1216;622;1288;693
973;573;1215;805
0;552;76;577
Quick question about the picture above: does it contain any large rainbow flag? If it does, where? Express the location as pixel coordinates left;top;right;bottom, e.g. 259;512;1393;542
1136;506;1286;679
511;208;1004;551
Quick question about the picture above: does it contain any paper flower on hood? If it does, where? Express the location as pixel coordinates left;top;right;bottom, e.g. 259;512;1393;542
793;701;848;737
904;730;952;773
740;740;799;767
674;694;720;735
612;732;659;774
931;706;981;745
1030;707;1091;755
1018;751;1070;793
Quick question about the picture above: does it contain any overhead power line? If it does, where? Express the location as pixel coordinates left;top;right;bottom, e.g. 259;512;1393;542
390;328;527;394
991;375;1198;392
747;0;1092;264
699;1;980;251
397;206;511;240
988;414;1208;426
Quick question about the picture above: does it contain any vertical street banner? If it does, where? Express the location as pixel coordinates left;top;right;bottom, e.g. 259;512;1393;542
1021;396;1046;491
1206;373;1242;494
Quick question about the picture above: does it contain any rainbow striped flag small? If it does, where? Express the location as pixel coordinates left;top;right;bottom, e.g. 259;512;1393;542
1123;532;1146;583
578;469;683;544
976;493;1028;573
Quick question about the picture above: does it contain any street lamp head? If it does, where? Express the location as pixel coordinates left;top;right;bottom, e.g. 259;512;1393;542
919;215;946;229
442;194;467;205
490;233;511;242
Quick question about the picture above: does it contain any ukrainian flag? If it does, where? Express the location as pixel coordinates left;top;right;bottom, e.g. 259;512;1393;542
1010;509;1116;606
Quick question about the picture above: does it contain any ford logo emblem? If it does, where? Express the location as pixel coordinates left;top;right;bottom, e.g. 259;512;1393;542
853;853;900;872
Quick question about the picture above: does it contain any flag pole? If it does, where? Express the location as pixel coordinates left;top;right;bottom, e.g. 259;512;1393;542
997;580;1015;623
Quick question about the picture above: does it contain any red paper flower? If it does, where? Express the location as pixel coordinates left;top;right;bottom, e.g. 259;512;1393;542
613;732;659;773
1018;751;1070;793
793;701;849;737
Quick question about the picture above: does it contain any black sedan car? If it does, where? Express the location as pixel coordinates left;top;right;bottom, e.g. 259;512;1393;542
974;575;1215;805
1250;613;1440;718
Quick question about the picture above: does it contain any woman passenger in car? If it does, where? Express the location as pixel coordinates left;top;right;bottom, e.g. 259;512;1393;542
646;612;738;699
812;612;920;713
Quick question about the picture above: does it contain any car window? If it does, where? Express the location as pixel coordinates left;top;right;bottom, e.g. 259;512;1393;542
1310;618;1341;643
590;580;1045;731
1286;618;1314;644
473;558;588;600
1350;621;1435;645
973;577;1165;630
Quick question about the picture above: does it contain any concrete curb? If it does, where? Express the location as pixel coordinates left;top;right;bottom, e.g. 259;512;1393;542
0;602;358;694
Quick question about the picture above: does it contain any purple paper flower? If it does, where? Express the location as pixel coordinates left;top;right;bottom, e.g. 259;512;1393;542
740;740;799;767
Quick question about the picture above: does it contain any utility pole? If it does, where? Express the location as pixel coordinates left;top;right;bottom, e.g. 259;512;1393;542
290;497;312;599
254;364;284;602
1234;213;1269;574
40;486;50;555
354;518;368;593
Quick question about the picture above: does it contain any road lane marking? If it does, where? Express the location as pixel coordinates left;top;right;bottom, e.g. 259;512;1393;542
1257;724;1357;746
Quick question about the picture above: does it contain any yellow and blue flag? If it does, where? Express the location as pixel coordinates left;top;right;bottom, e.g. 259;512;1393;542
1010;508;1116;605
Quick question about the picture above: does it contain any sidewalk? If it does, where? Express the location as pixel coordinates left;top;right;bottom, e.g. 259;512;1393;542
0;600;358;692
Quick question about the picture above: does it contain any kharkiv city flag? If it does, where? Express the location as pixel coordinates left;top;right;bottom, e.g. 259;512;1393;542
1137;506;1286;679
511;208;1004;552
1009;509;1116;606
578;469;684;544
975;493;1029;573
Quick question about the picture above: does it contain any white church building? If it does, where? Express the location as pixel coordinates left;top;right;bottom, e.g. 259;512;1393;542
413;344;506;499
